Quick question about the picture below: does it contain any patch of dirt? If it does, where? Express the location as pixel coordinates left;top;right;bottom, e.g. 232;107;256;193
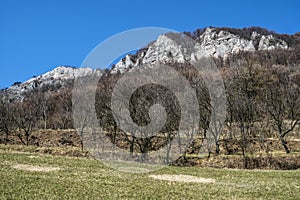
11;164;61;172
149;174;215;183
28;155;39;158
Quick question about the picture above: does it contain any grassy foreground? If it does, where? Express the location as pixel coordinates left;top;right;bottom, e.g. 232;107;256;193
0;145;299;199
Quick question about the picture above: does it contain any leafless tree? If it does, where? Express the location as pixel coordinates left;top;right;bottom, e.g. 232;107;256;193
0;91;13;144
31;90;50;130
12;96;38;145
226;60;266;166
48;89;73;129
265;65;300;153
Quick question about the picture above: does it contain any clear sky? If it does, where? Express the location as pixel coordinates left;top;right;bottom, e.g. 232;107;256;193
0;0;299;88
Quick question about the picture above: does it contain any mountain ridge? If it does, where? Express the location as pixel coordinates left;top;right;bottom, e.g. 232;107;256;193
3;26;300;99
111;27;295;74
5;66;102;100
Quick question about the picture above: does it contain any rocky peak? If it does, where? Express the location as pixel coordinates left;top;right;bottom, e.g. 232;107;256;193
196;28;256;58
6;66;102;100
111;33;195;74
258;34;288;50
142;34;191;64
111;27;290;74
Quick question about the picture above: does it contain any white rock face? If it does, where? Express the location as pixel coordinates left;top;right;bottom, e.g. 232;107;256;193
111;34;194;74
7;66;102;100
111;55;136;74
196;28;256;58
258;35;288;50
111;28;289;74
43;66;97;80
142;34;190;64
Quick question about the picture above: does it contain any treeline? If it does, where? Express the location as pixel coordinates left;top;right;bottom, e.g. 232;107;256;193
223;50;300;154
0;87;73;145
96;48;300;158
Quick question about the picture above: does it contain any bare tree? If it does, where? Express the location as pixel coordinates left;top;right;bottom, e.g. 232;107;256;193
12;96;38;145
227;60;266;167
48;89;73;129
0;91;13;145
266;65;300;153
37;91;50;130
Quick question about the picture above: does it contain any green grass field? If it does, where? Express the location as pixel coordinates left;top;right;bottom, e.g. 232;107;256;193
0;145;299;199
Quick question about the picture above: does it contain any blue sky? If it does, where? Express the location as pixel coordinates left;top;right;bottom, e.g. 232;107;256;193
0;0;299;88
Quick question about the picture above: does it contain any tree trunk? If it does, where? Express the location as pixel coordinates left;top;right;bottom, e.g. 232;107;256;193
241;146;249;168
26;132;30;146
207;151;212;159
279;135;290;154
44;115;47;130
129;137;135;158
80;139;84;152
215;141;220;155
5;132;8;145
166;133;172;164
17;133;25;145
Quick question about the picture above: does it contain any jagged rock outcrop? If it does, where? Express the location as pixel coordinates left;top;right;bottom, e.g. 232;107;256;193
111;27;290;74
6;66;102;100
